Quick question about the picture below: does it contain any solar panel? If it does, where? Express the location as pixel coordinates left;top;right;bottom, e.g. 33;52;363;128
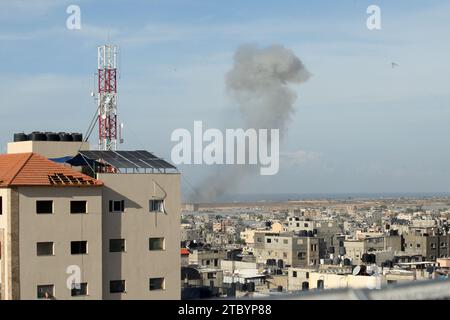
77;150;176;170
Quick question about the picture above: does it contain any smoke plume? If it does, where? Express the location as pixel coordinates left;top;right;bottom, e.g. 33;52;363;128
191;44;311;202
226;44;311;134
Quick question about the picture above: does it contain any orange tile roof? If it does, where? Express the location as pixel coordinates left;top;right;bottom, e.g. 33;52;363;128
0;153;102;187
180;248;190;255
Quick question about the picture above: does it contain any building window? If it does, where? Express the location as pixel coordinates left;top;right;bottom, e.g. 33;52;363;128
149;278;165;291
110;280;126;293
149;237;165;251
36;200;53;214
109;200;125;213
0;196;2;215
283;239;288;244
149;199;164;213
110;239;126;252
37;242;54;256
292;271;297;278
297;252;306;259
37;285;54;299
306;272;310;279
266;238;272;244
71;283;88;297
70;201;87;214
416;244;421;248
431;243;437;249
207;272;216;279
71;241;88;255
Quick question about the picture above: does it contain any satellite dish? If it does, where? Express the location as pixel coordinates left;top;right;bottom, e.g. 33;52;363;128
353;265;361;276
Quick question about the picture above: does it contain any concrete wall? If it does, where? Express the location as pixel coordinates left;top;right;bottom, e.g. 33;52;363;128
189;250;227;267
308;273;385;290
7;141;89;158
17;186;103;300
99;173;181;300
0;188;16;300
254;233;321;267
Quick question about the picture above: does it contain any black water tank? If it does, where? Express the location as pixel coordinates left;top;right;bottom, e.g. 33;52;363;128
29;132;47;141
13;133;28;142
46;132;60;141
59;132;73;141
72;133;83;142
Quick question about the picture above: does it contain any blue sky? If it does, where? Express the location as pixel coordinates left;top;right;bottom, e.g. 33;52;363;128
1;0;450;196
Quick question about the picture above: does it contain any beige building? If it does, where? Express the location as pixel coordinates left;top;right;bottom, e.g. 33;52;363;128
240;221;283;245
189;249;227;267
0;153;103;300
344;235;402;265
253;232;323;267
403;231;450;261
1;138;181;300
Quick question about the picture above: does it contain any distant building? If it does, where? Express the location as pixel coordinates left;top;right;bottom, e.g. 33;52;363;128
403;231;450;260
253;232;324;268
189;249;227;267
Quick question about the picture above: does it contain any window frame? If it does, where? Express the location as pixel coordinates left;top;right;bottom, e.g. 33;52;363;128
149;277;165;291
110;280;126;293
109;200;125;213
36;200;53;214
149;237;165;251
109;239;126;253
36;242;54;256
71;241;88;255
37;284;54;299
71;283;88;297
149;199;165;213
70;201;87;214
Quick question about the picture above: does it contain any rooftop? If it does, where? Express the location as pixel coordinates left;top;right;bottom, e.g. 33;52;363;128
0;153;102;187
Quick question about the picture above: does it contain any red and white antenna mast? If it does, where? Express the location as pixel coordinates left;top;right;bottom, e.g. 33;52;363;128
97;44;118;150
